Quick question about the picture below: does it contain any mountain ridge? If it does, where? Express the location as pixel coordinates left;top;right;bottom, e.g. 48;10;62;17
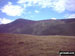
0;18;75;36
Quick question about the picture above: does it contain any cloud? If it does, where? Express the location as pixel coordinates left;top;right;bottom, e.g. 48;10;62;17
1;0;75;17
0;18;13;24
64;14;75;18
68;14;75;18
17;0;75;13
51;18;56;20
0;2;24;16
17;0;52;8
52;0;75;13
52;0;66;13
35;10;39;13
65;0;75;11
38;0;52;8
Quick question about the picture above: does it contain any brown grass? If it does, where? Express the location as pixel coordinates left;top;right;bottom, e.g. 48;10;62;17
0;34;75;56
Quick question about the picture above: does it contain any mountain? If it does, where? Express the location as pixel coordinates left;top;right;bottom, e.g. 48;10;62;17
0;18;75;36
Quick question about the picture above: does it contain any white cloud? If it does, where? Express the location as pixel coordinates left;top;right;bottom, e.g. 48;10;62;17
17;0;52;8
65;0;75;11
17;0;26;4
0;18;13;24
17;0;75;13
38;0;52;8
64;14;75;18
52;0;75;13
35;10;39;13
51;18;56;20
68;14;75;18
0;2;24;16
1;0;75;17
52;0;66;13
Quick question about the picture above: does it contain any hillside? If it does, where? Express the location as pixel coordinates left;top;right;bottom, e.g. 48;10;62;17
0;18;75;36
0;34;75;56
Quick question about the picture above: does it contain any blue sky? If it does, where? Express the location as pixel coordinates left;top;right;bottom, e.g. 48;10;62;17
0;0;75;24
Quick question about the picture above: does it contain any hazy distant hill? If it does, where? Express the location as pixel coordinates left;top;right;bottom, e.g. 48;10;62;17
0;18;75;36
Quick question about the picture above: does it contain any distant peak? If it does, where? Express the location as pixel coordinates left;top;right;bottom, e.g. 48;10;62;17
15;18;26;21
15;18;34;21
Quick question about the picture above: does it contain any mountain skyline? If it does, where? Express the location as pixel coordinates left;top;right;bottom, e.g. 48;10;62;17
0;0;75;24
0;18;75;36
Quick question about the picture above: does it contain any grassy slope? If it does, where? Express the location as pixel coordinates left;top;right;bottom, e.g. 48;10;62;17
0;34;75;56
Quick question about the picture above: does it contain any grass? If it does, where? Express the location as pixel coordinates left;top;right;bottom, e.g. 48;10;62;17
0;34;75;56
